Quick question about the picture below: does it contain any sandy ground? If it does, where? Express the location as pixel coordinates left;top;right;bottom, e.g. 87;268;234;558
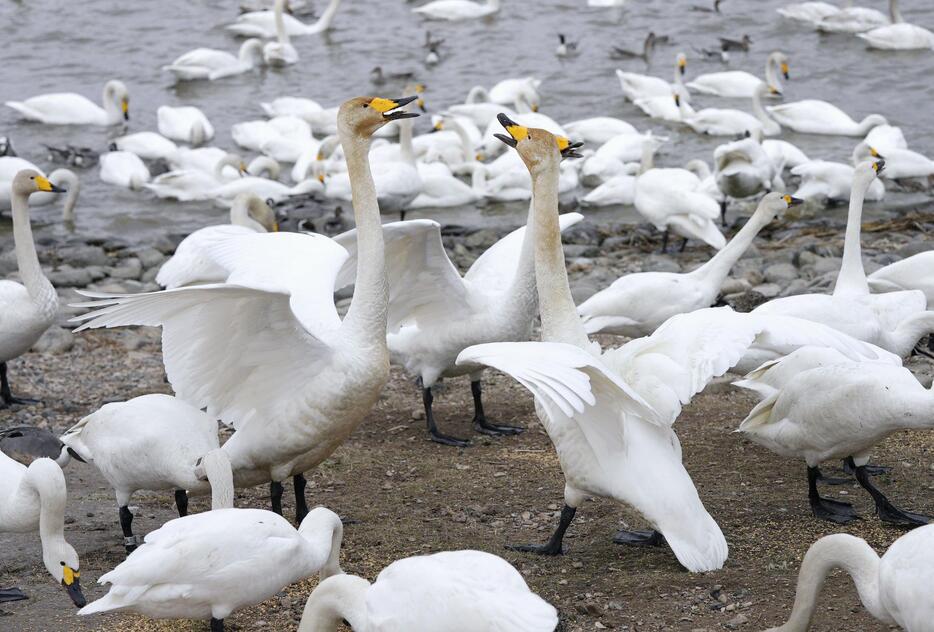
2;327;931;632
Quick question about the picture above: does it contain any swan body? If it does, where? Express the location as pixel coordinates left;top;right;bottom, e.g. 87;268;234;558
854;142;934;180
776;2;840;23
157;106;214;146
489;77;541;111
791;160;885;202
79;507;343;624
766;526;934;632
298;550;558;632
227;0;342;36
99;151;151;190
715;135;780;200
766;100;887;136
112;132;178;161
409;165;484;208
816;5;889;33
261;96;323;121
868;252;934;306
564;117;636;144
264;0;299;66
5;80;129;126
678;84;780;136
859;22;934;49
687;51;790;98
581;173;636;206
616;53;687;101
865;124;907;152
635;162;725;250
413;0;501;21
164;39;264;81
209;175;320;207
763;139;810;170
232;116;313;163
0;450;85;607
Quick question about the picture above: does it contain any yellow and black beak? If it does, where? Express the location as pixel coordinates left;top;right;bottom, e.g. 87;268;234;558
61;566;86;608
121;98;129;121
678;57;687;76
769;86;781;95
673;93;681;106
781;62;790;80
869;146;883;159
873;158;886;174
35;175;66;194
782;194;803;208
556;136;583;159
369;96;421;121
493;113;528;148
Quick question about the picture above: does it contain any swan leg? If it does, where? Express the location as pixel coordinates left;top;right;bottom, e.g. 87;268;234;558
210;618;224;632
420;379;469;448
270;480;284;515
678;237;688;253
294;474;309;524
0;362;39;408
842;459;890;477
399;210;407;221
506;505;576;555
847;457;930;528
807;466;859;524
119;505;139;555
719;199;728;227
814;466;853;486
471;380;523;436
174;490;189;517
659;229;670;254
613;529;665;547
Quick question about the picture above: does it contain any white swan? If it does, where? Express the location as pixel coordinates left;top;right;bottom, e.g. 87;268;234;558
232;115;313;163
413;0;501;21
0;157;79;219
677;83;780;136
564;116;636;144
157;105;214;146
688;51;790;98
298;550;558;631
5;80;129;126
111;132;178;161
859;22;934;50
579;193;798;337
0;171;65;408
156;194;278;289
767;526;934;631
99;151;151;190
714;133;782;216
0;450;85;607
489;77;541;111
62;403;232;554
409;164;485;208
815;0;894;33
616;52;687;101
865;123;907;152
79;506;343;631
227;0;342;36
143;153;245;202
580;168;637;206
209;173;320;207
776;2;840;23
791;159;886;202
762;138;810;170
264;0;299;66
853;141;934;180
72;96;416;523
766;100;887;136
163;38;264;81
868;251;934;307
633;84;695;122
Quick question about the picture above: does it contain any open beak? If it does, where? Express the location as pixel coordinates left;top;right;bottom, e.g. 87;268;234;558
556;136;583;159
121;99;129;121
873;159;886;175
417;97;427;112
493;113;527;148
783;194;803;207
35;175;66;194
370;96;421;121
62;568;86;608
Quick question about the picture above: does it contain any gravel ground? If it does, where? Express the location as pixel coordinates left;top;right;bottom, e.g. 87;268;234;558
2;205;934;632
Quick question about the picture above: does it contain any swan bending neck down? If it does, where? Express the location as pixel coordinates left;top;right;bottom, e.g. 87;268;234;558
767;526;934;631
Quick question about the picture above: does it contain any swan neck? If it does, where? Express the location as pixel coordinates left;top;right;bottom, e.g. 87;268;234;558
399;118;416;165
531;161;589;348
890;0;902;23
639;141;657;174
450;119;473;164
230;198;266;231
12;190;55;304
50;170;79;223
751;88;773;128
274;0;290;44
202;449;234;510
764;53;780;92
774;534;886;631
297;574;370;632
692;206;772;285
504;200;539;312
833;177;870;297
311;0;342;32
338;125;388;344
298;509;344;580
471;163;488;190
24;460;68;552
102;84;121;125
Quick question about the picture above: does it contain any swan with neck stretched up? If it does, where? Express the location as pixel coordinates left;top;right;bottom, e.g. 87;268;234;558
766;526;934;631
413;0;501;21
766;99;887;136
72;95;416;525
5;80;129;126
298;550;558;631
163;38;264;81
0;157;79;219
1;171;65;409
0;449;85;608
61;397;234;554
579;193;799;337
688;51;790;98
227;0;342;36
264;0;299;66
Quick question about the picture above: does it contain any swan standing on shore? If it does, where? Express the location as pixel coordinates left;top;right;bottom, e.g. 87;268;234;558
73;96;417;524
298;550;558;631
1;171;65;408
5;80;129;126
766;526;934;631
163;39;264;81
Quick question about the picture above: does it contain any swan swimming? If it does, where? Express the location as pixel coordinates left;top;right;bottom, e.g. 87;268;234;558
5;80;129;126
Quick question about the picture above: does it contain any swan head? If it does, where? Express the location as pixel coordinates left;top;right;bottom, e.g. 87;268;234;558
677;53;687;75
852;142;884;165
339;96;421;137
104;80;130;121
43;540;85;608
759;192;803;220
494;113;582;174
12;169;67;198
853;159;885;189
248;193;279;231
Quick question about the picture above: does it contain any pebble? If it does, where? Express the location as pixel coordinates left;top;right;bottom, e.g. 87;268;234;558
763;263;797;284
31;326;75;354
752;283;781;299
725;613;749;628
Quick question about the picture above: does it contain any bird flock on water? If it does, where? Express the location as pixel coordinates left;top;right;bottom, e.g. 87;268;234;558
2;0;934;630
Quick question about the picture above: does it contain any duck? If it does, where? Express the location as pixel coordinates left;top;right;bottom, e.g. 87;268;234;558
412;0;501;21
264;0;300;65
72;95;416;524
869;251;934;307
677;83;780;136
766;100;887;136
691;0;723;12
227;0;342;36
5;80;129;126
0;171;65;408
0;449;85;607
578;193;798;337
0;426;74;467
156;194;278;289
0;157;80;220
776;2;841;23
79;505;344;632
766;526;934;631
719;34;753;51
426;45;441;66
157;105;214;146
687;51;790;98
99;151;151;190
815;0;894;33
556;33;579;58
610;32;657;61
62;398;233;554
163;38;264;81
298;550;558;631
791;159;886;203
616;52;687;101
111;132;178;161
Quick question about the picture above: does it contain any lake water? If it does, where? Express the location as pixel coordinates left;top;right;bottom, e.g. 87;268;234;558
2;0;933;246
